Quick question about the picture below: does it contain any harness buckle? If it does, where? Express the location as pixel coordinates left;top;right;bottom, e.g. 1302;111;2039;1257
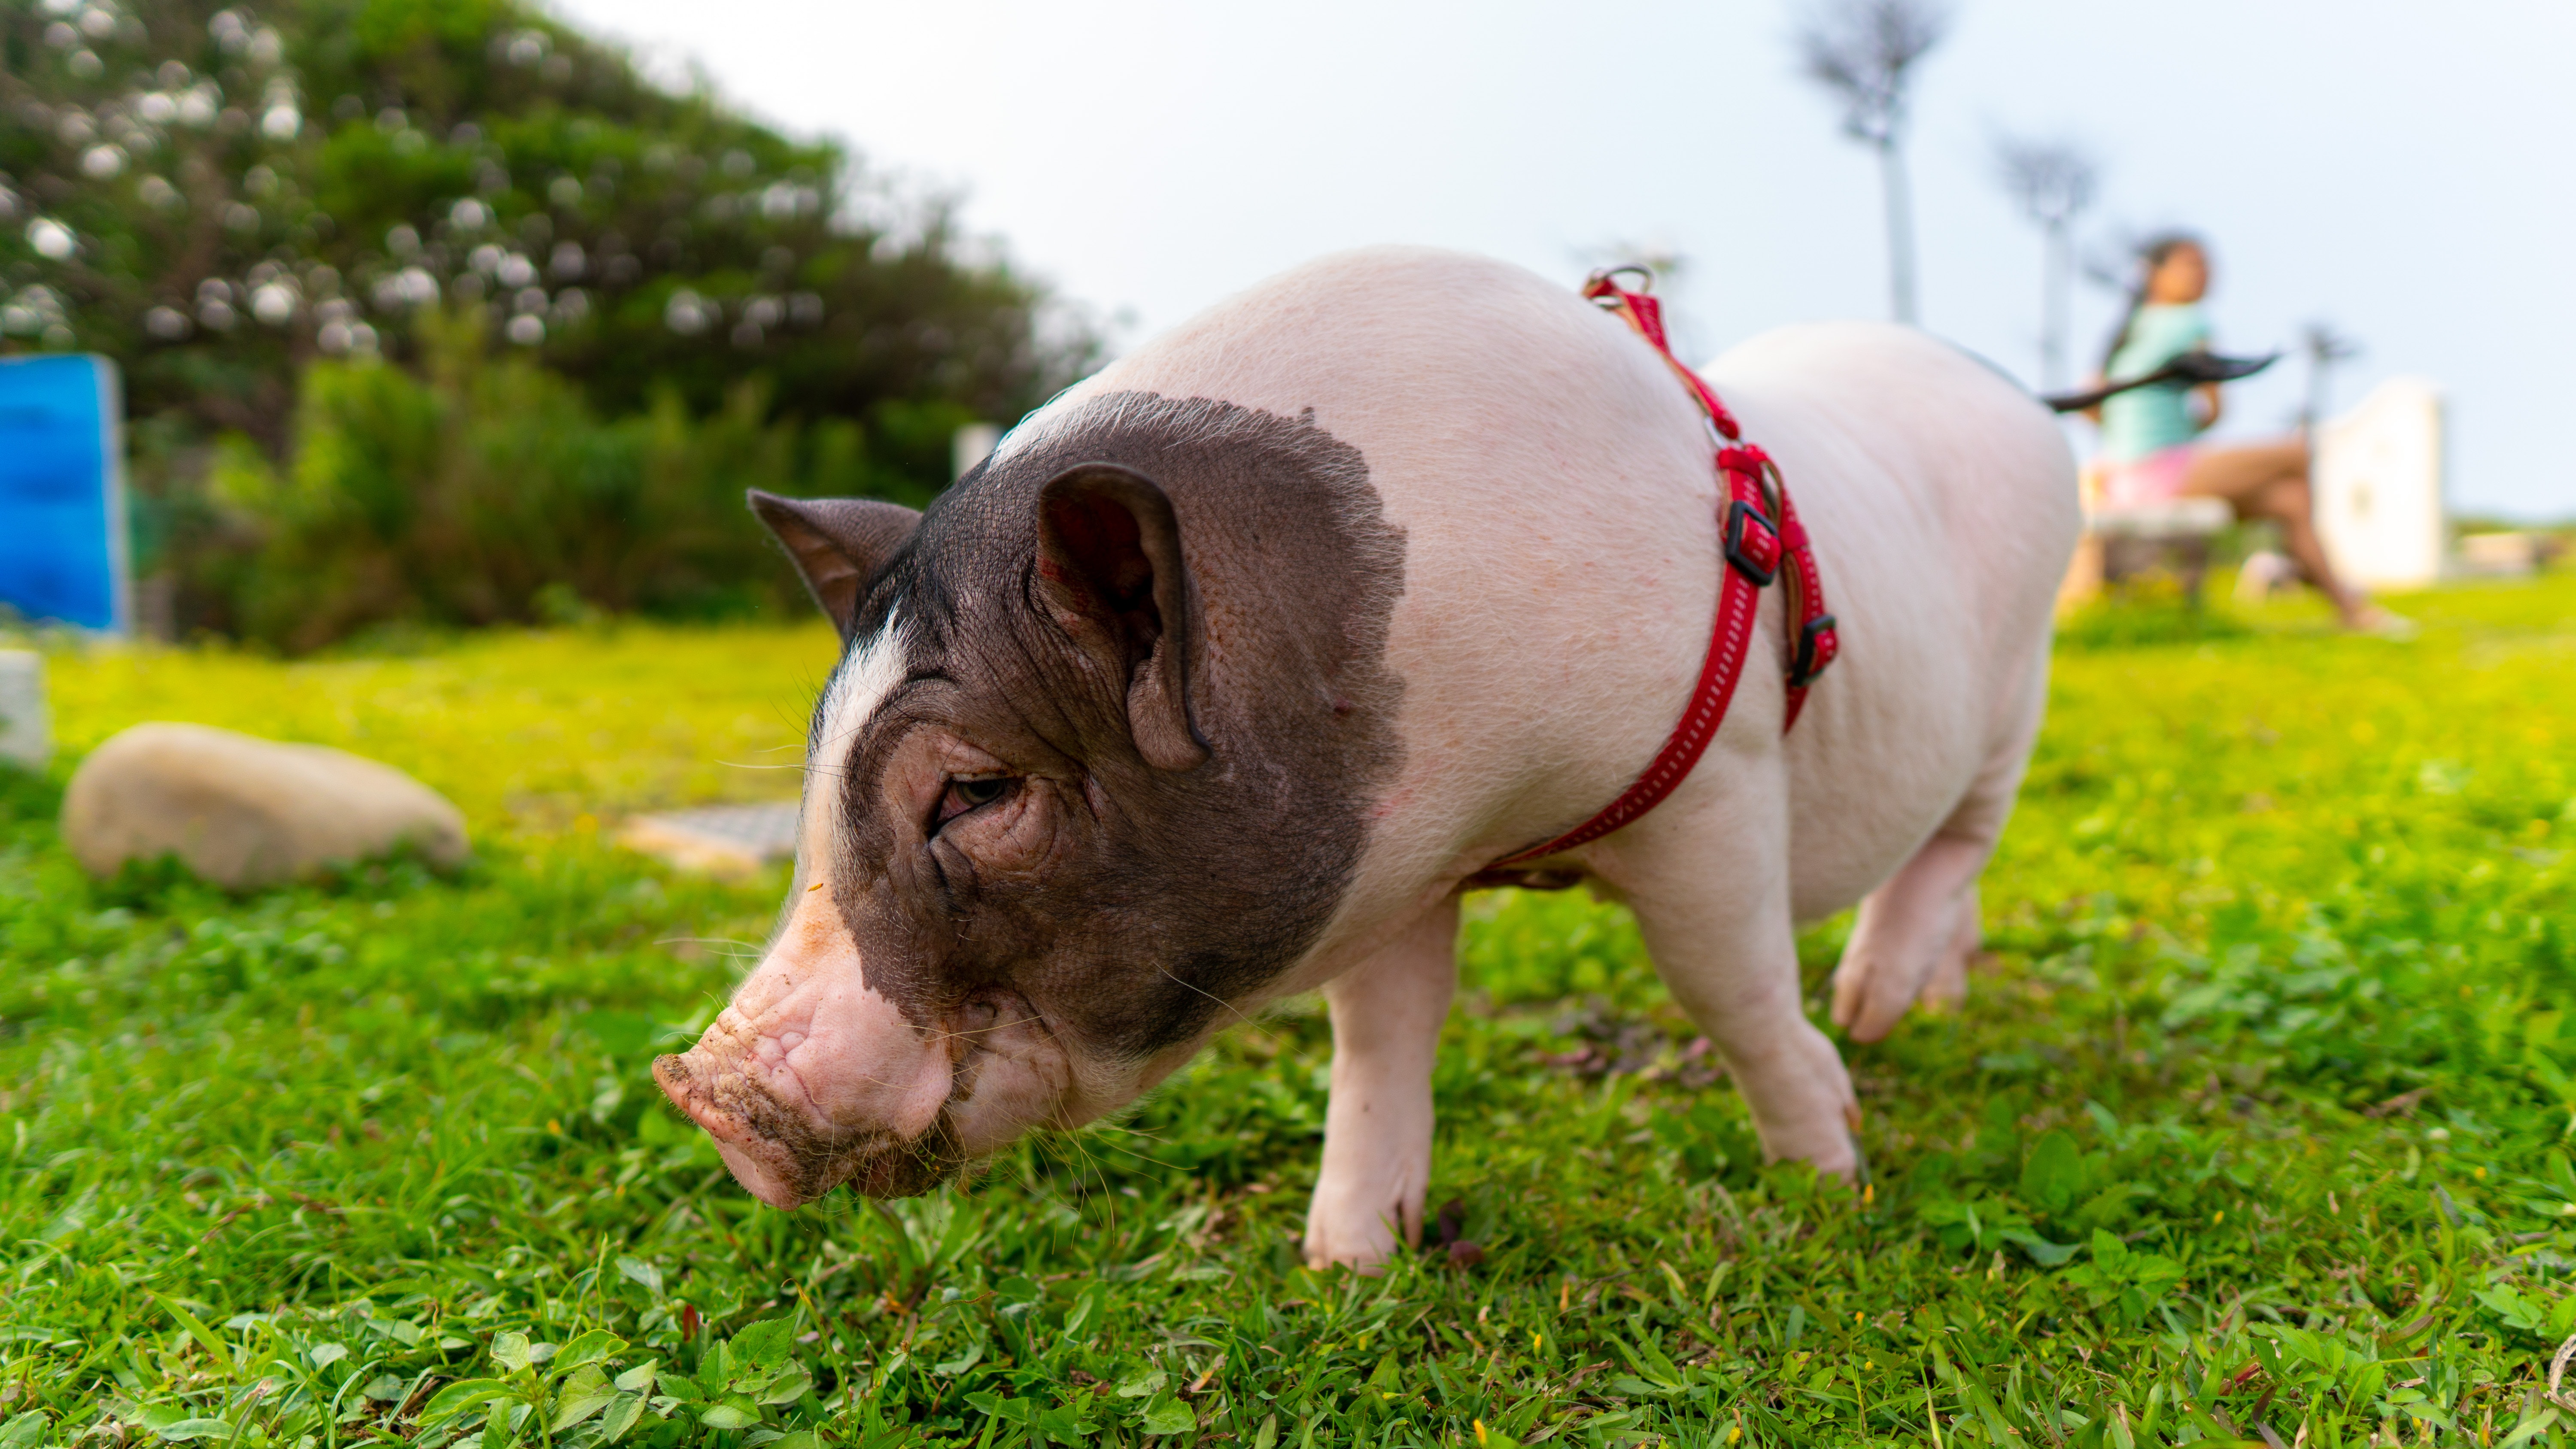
1723;499;1782;587
1791;613;1841;688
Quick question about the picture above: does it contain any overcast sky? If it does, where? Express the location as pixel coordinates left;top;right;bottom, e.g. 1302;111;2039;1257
551;0;2573;520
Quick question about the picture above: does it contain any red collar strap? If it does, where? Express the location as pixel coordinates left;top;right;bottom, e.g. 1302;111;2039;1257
1483;270;1839;875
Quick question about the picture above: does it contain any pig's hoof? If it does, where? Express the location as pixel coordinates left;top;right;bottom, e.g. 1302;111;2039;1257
1829;948;1928;1042
1920;897;1982;1011
1747;1022;1862;1176
1831;891;1971;1042
1302;1193;1414;1275
1301;1215;1399;1274
1919;952;1970;1012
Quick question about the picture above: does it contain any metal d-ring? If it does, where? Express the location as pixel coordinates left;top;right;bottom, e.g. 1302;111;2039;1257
1587;264;1656;298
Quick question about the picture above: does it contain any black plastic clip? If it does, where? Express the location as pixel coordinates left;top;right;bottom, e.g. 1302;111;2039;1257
1723;499;1781;587
1791;614;1840;687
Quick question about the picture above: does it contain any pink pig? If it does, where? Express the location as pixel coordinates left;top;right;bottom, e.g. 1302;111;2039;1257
655;248;2078;1270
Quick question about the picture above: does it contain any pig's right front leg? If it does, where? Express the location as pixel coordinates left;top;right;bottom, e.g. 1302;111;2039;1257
1303;897;1460;1273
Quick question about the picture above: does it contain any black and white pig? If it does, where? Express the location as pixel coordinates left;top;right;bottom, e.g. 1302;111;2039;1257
654;247;2078;1270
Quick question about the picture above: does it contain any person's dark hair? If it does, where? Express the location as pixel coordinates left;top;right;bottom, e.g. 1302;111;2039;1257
2096;230;2206;378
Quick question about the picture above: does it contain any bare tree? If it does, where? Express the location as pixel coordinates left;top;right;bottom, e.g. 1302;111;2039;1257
2300;322;2361;433
1994;135;2101;390
1796;0;1952;325
1576;237;1687;289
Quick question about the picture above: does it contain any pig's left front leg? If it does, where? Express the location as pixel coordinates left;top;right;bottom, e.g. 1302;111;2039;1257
1602;761;1861;1176
1303;897;1460;1272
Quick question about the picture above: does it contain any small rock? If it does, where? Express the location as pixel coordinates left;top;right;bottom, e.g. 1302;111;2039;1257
617;801;799;876
61;722;468;888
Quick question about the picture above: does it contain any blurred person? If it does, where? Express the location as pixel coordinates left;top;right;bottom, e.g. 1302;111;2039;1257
2088;233;2400;631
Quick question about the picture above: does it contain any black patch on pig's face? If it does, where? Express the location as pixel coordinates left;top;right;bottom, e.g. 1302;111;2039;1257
815;393;1406;1060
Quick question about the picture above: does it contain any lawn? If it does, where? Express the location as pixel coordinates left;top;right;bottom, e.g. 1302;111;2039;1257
5;574;2574;1448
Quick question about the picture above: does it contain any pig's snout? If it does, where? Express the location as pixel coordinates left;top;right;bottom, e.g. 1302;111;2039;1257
649;877;1091;1206
648;900;966;1207
652;1006;957;1208
651;1048;815;1208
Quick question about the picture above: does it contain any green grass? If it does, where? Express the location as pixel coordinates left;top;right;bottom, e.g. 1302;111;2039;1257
4;576;2575;1448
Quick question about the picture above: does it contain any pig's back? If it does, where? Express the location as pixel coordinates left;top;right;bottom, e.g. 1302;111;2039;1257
1705;324;2079;914
1010;248;2073;927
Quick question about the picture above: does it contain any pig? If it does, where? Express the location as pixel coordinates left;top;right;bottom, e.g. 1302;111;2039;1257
654;246;2078;1270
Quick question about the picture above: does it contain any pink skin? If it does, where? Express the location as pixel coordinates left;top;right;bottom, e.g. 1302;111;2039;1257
1301;898;1458;1268
655;886;953;1206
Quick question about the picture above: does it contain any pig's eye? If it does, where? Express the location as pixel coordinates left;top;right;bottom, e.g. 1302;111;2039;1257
935;775;1015;828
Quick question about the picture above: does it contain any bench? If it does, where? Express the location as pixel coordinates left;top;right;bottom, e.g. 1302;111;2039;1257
2057;468;2233;611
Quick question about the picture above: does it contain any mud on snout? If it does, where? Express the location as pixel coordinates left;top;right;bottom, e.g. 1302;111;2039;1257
651;1049;961;1205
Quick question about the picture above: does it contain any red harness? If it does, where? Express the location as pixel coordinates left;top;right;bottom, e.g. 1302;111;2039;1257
1480;270;1840;879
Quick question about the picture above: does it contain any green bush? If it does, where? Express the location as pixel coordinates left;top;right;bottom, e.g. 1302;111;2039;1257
205;310;903;648
2;0;1097;643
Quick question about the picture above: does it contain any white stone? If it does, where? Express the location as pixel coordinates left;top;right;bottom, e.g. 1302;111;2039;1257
2457;531;2541;577
2315;378;2445;591
951;421;1000;481
617;802;799;877
61;722;468;888
0;650;48;767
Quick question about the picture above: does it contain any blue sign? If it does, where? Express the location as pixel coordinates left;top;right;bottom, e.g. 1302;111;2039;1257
0;354;128;633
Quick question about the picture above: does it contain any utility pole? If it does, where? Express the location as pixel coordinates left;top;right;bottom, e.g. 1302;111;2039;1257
1993;136;2100;392
1796;0;1952;326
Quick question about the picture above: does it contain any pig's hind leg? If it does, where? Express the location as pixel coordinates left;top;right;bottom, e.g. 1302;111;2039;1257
1303;897;1461;1273
1829;654;2047;1041
1827;834;1988;1043
1605;771;1861;1176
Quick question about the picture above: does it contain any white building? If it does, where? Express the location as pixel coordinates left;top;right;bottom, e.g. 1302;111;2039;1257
2314;377;2445;591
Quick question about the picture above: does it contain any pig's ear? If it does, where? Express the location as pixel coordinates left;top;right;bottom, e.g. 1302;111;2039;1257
1033;464;1209;771
748;490;922;637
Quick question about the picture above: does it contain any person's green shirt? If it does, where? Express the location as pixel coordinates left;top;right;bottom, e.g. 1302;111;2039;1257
2097;303;2211;462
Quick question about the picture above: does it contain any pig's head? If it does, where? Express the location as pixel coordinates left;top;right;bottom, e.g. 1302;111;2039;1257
654;393;1406;1206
